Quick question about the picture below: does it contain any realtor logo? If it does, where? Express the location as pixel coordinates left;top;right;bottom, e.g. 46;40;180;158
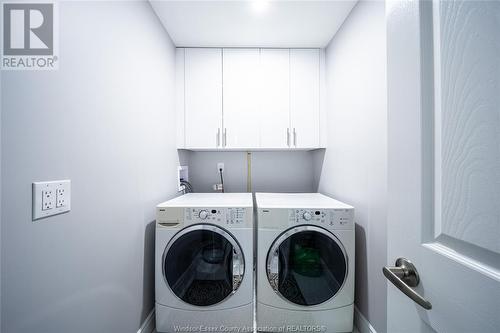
2;2;58;70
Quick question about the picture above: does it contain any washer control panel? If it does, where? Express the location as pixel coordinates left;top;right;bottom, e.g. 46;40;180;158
185;207;247;226
289;209;327;224
288;208;353;229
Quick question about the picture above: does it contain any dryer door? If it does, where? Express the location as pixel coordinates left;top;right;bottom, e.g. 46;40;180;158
267;225;348;306
163;224;244;306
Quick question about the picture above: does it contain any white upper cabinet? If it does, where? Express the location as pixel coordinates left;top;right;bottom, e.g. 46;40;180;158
223;49;261;149
184;48;223;149
175;48;185;148
179;48;321;150
260;49;291;149
290;49;320;149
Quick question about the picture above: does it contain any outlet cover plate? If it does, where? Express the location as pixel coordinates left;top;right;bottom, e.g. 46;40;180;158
33;180;71;220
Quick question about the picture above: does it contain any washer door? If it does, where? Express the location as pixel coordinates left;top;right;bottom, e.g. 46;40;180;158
163;224;244;306
267;225;348;306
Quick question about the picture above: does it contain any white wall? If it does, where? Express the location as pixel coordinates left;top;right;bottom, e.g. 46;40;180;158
1;2;178;332
185;151;317;193
0;68;2;333
314;1;387;331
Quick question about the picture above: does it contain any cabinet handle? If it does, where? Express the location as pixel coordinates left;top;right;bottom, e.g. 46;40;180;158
286;128;290;147
293;128;297;147
223;128;227;147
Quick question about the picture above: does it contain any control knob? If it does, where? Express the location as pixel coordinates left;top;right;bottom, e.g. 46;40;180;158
199;210;209;220
303;212;312;221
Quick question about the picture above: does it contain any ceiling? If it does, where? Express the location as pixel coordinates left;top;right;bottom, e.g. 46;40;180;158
150;1;357;48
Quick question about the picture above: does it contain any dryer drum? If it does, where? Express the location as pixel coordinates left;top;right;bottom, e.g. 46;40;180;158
291;244;321;277
202;246;226;264
164;228;239;306
268;227;348;306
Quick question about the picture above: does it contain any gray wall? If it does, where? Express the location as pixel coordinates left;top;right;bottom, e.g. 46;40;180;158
1;2;179;332
315;1;388;331
184;151;316;193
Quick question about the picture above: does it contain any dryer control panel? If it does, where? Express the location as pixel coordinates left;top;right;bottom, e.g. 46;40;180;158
185;207;248;227
288;208;353;229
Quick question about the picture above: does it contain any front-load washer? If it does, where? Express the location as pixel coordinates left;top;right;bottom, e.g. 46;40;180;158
256;193;355;333
155;193;254;333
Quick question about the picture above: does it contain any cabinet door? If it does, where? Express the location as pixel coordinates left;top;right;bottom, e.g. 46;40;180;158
260;49;291;148
223;49;261;149
185;48;223;149
290;49;320;149
175;48;185;148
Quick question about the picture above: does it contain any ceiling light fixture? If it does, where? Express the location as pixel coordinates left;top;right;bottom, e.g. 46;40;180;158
251;0;270;13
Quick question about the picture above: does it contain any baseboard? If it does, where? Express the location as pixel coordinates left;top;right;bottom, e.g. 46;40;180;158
137;308;155;333
354;306;377;333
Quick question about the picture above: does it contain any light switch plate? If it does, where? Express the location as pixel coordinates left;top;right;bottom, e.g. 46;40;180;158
33;180;71;220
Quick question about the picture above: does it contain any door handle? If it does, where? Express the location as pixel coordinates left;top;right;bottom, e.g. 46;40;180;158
217;128;220;147
287;128;290;147
293;128;297;147
267;249;279;293
383;258;432;310
223;128;227;147
232;248;244;291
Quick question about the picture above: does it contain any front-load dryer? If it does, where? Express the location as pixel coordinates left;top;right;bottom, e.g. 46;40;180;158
155;193;254;333
256;193;355;333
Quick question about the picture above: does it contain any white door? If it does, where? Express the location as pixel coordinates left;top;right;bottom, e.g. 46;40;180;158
260;49;291;149
185;48;223;149
223;48;261;149
290;49;320;149
387;1;500;332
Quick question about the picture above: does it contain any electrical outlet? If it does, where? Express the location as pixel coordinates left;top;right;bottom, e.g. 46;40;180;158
54;180;71;209
217;162;224;173
177;165;189;192
33;180;71;220
213;184;223;191
56;187;66;207
42;189;54;210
